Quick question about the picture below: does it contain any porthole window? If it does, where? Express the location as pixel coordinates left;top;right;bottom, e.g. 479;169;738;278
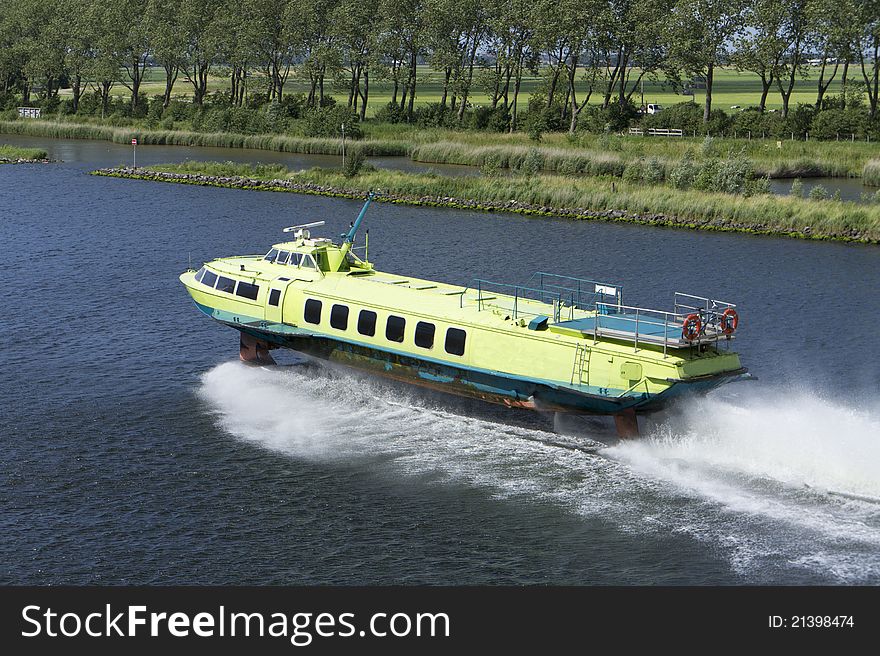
414;321;435;349
358;310;377;336
445;328;466;356
386;315;406;343
304;299;322;324
330;304;349;330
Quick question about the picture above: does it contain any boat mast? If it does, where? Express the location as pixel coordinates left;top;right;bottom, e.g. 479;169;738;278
339;191;374;259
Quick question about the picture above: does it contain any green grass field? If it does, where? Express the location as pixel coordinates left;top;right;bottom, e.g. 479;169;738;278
69;65;861;117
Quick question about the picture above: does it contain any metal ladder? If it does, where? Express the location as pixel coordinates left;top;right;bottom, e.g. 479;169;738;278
570;342;591;386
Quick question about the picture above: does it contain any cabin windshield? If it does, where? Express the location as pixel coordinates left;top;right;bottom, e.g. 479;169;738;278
264;249;278;262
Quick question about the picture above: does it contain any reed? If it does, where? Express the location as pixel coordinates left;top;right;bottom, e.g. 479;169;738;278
0;120;409;156
411;141;629;176
863;159;880;187
408;137;862;180
132;161;880;242
0;143;48;160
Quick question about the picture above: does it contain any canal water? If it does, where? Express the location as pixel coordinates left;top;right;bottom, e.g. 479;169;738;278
2;136;879;585
769;177;877;203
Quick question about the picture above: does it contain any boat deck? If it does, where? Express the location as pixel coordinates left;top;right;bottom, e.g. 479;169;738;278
552;313;727;348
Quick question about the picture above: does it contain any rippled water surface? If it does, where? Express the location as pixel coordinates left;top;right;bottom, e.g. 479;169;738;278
2;136;879;584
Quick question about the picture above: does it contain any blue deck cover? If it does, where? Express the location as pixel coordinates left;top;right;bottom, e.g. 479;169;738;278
555;313;674;339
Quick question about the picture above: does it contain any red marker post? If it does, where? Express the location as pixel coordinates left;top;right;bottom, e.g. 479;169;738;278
131;138;137;169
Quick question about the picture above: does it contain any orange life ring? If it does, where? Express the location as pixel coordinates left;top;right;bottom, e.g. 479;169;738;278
682;313;702;341
720;308;739;335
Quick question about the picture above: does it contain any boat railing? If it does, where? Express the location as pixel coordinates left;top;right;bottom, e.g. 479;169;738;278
588;303;682;353
527;272;624;315
461;279;564;322
461;274;737;355
674;292;737;340
584;294;738;356
674;292;735;317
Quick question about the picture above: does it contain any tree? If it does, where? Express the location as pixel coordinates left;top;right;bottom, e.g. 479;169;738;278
22;1;67;101
378;0;426;122
103;0;151;110
731;0;786;111
59;0;101;112
532;0;602;132
668;0;747;122
598;0;673;110
214;0;263;106
855;0;880;117
332;0;380;121
146;0;185;108
87;3;123;116
775;0;811;118
423;0;485;118
480;0;538;131
179;0;222;105
288;0;336;108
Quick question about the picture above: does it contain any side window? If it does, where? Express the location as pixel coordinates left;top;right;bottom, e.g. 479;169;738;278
235;281;259;301
414;321;435;349
289;253;303;267
385;315;405;343
202;270;218;288
264;249;278;262
358;310;377;336
330;304;349;330
302;255;318;271
216;276;236;293
304;299;322;324
195;267;206;282
268;289;281;306
445;328;466;356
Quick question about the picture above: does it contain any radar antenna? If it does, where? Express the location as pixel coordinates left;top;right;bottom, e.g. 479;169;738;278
282;220;325;239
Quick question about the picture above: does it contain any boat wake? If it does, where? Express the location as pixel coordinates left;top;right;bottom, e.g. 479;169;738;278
197;360;880;583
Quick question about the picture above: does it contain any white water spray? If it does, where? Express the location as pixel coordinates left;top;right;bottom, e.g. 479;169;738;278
197;361;880;582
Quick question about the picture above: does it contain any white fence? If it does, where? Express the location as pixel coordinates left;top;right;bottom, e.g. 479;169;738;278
629;127;682;137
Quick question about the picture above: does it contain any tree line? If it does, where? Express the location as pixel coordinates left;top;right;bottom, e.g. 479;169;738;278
0;0;878;133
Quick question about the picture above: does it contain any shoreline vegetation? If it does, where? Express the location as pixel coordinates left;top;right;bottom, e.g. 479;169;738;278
0;120;408;156
4;118;878;184
91;163;880;244
0;143;49;163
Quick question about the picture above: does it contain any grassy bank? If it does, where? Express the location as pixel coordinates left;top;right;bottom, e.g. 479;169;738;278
411;141;628;177
92;161;880;243
4;117;873;181
0;143;48;161
0;120;409;156
410;133;872;179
